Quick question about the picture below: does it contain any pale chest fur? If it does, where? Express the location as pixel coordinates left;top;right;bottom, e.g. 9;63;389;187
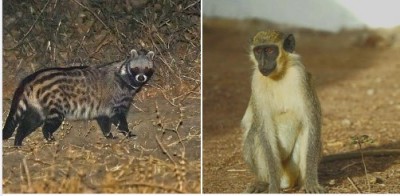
252;65;308;159
252;65;307;116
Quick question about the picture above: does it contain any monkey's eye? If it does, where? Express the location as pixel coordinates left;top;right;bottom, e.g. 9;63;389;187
254;47;263;54
265;47;275;55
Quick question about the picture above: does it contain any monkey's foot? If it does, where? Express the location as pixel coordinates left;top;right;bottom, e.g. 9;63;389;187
304;184;325;193
244;181;268;193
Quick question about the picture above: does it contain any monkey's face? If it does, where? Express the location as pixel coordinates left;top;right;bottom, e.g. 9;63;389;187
253;45;279;76
251;33;296;78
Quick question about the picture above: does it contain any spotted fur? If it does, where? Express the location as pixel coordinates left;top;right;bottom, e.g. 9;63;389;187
3;49;155;146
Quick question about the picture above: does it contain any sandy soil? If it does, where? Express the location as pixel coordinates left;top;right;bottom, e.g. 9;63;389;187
203;19;400;193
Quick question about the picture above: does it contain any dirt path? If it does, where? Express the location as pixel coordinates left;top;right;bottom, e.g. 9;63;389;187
203;19;400;193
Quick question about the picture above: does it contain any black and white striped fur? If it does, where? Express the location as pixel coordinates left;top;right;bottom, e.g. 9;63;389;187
3;49;155;146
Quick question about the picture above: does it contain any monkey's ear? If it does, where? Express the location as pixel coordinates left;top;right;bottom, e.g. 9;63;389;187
146;51;155;60
130;49;138;58
283;34;295;53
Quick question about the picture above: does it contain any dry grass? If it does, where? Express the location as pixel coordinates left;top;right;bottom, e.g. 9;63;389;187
3;0;200;193
3;141;200;193
3;0;200;88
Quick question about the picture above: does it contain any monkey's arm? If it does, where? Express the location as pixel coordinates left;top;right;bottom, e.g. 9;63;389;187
322;149;400;163
301;73;325;193
241;98;253;133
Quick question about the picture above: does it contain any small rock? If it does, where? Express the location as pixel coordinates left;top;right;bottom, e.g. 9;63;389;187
327;141;344;147
341;119;352;127
328;179;336;185
369;176;384;184
367;89;375;96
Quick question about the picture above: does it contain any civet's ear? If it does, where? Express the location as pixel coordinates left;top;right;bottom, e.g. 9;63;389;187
283;34;295;53
130;49;138;58
146;51;155;60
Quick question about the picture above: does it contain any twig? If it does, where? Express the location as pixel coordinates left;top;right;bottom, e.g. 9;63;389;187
179;83;200;104
340;162;358;171
322;149;400;162
159;89;178;107
167;128;199;147
22;157;32;190
227;169;246;172
154;101;165;133
347;176;361;193
360;150;371;193
102;182;185;193
5;0;51;50
132;103;144;112
174;104;185;157
89;33;112;58
183;0;200;11
155;135;176;165
71;0;112;32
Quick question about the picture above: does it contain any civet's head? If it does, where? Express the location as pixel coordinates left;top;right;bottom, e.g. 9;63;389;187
250;30;295;79
120;49;155;86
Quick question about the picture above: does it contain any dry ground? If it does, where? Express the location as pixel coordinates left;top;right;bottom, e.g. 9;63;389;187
2;0;200;193
203;18;400;193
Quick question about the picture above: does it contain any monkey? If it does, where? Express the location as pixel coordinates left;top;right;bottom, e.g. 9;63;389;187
241;30;325;193
3;49;155;146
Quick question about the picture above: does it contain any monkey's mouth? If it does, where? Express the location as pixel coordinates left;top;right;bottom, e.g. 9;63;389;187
259;67;275;76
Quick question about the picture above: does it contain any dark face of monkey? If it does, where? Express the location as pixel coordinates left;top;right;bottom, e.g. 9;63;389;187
253;34;296;76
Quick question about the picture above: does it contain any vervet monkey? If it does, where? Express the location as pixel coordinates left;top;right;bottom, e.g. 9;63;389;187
241;30;324;193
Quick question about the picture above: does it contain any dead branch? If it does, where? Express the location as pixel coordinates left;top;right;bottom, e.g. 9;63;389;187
5;0;51;50
322;149;400;162
155;135;177;165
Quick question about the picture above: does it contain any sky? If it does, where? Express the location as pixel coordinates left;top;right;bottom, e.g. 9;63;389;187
203;0;400;32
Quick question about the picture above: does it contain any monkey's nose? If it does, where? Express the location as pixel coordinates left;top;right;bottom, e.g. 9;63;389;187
135;74;147;82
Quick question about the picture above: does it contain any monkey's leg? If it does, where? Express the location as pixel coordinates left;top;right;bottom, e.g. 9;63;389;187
96;116;115;139
299;126;325;193
42;116;63;141
14;109;43;146
281;138;301;190
111;113;136;137
243;129;269;193
258;123;282;193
